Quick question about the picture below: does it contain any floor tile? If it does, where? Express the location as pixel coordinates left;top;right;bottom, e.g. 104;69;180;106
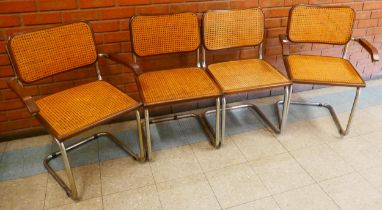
157;173;220;210
320;173;382;210
191;137;246;172
149;145;202;183
232;129;286;161
0;173;47;210
291;144;354;181
206;163;270;209
103;185;161;210
44;164;101;209
226;197;280;210
46;197;103;210
273;184;339;210
359;164;382;193
275;121;324;151
0;141;8;153
100;156;154;195
328;136;382;171
5;135;52;152
250;153;314;194
0;144;51;181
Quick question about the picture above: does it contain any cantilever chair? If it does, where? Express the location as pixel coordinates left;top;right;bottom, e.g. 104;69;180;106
111;13;221;160
6;22;145;200
280;5;380;136
202;8;292;143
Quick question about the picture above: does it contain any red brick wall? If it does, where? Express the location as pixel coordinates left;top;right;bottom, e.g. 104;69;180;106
0;0;381;139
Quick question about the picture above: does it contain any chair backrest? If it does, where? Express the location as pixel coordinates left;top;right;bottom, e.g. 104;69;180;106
203;8;264;51
7;22;97;83
130;13;200;57
287;5;355;45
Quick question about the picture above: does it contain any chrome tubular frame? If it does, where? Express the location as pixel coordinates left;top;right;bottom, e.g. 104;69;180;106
276;87;361;136
143;97;221;160
205;85;292;143
44;110;145;200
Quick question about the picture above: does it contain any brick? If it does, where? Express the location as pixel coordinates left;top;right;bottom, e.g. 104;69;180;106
358;19;379;28
170;3;199;13
309;0;332;4
22;13;62;26
79;0;114;9
355;11;371;20
98;7;135;20
264;8;289;18
118;0;151;5
38;0;77;11
97;43;121;53
259;0;283;8
7;109;32;120
364;1;382;10
0;100;24;111
0;42;5;54
0;66;13;77
0;54;10;66
62;10;99;23
152;0;184;3
0;15;21;27
38;82;74;95
265;18;281;28
104;31;130;43
197;1;230;12
284;0;309;6
0;112;6;122
230;0;258;9
0;1;36;13
136;5;170;15
371;10;382;19
91;20;120;32
0;119;31;132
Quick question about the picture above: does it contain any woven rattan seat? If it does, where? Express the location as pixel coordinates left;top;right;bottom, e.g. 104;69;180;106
36;80;140;139
286;55;365;87
138;67;220;106
208;59;290;93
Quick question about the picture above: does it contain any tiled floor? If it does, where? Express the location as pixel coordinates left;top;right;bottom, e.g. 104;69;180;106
2;79;382;209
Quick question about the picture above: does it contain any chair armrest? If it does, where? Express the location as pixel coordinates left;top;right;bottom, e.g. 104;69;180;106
98;53;142;76
279;34;291;56
353;38;380;62
7;79;39;115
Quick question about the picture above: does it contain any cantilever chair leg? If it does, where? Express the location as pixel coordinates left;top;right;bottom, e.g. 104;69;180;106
44;110;145;200
204;85;292;142
276;87;361;136
143;97;222;160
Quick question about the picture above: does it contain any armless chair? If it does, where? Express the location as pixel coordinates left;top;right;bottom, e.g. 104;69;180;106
280;5;379;136
110;13;222;160
202;8;292;143
6;22;145;200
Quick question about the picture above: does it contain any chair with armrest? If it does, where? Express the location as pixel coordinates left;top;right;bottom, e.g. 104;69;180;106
279;5;380;136
110;13;222;160
6;22;145;200
202;8;293;143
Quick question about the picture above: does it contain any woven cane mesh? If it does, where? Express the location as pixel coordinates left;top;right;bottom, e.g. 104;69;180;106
36;81;139;140
288;6;354;45
203;9;264;50
131;13;200;57
208;59;290;93
286;55;364;86
9;22;97;83
138;68;220;105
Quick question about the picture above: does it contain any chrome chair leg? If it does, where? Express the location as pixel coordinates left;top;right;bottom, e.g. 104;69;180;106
221;97;226;145
144;108;152;161
57;139;78;200
277;87;361;136
44;128;145;199
279;85;292;131
136;110;145;161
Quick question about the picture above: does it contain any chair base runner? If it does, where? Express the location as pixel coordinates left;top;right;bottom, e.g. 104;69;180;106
143;98;221;161
44;131;145;200
206;86;292;144
276;87;361;136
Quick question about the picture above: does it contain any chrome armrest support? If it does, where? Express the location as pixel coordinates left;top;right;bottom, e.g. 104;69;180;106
7;78;39;115
279;34;291;56
98;53;142;76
